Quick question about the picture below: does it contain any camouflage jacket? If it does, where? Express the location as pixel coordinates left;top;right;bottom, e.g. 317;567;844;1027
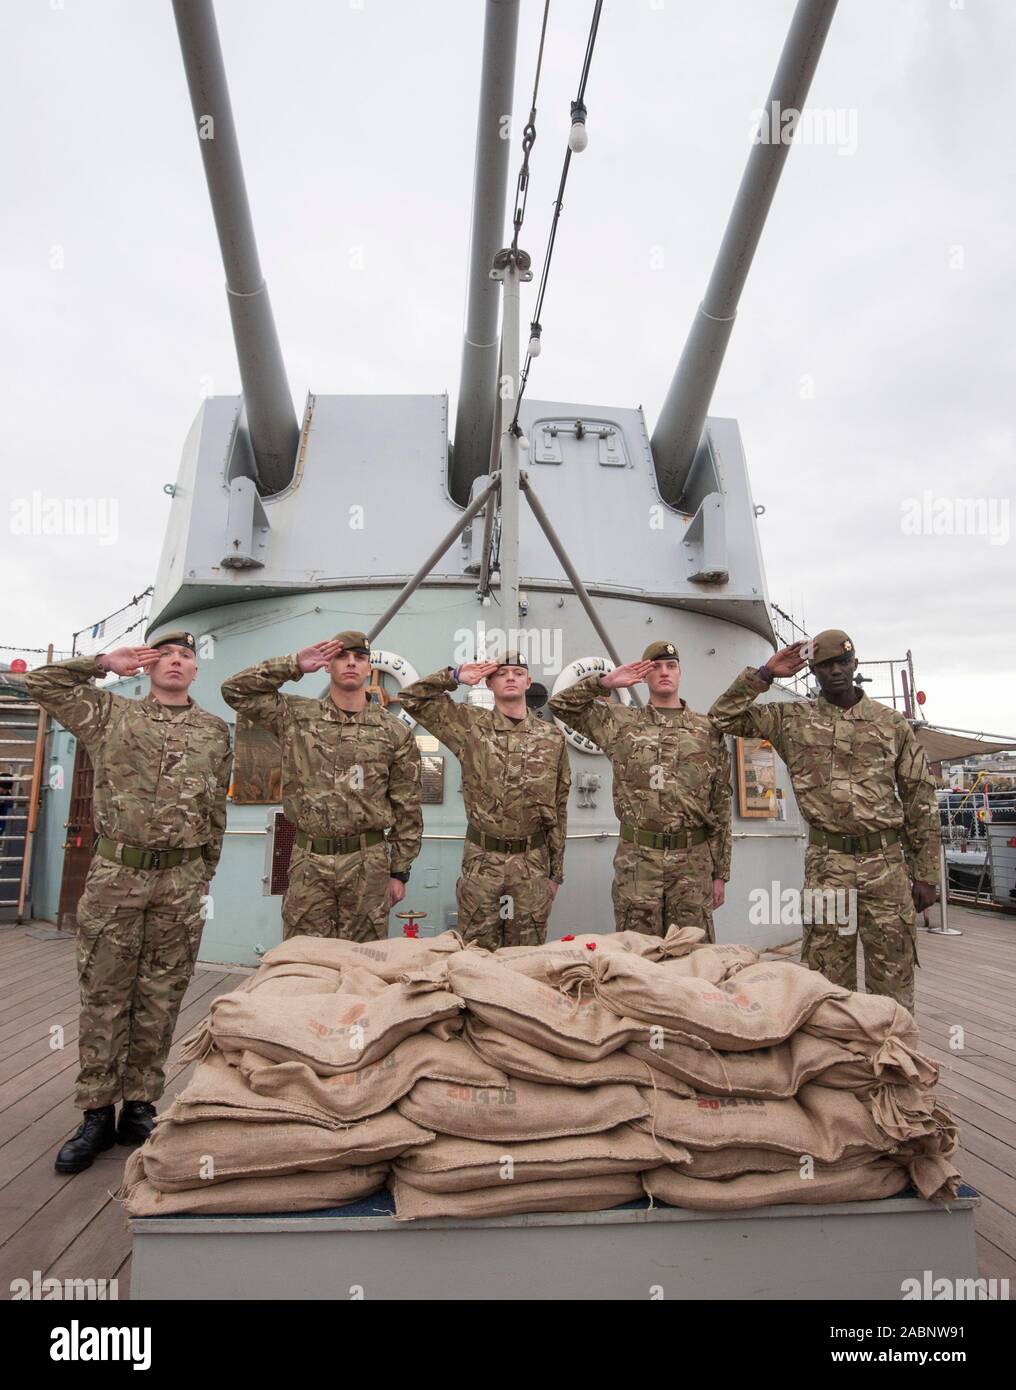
399;669;570;880
709;667;941;882
25;656;232;873
548;674;732;879
220;654;422;873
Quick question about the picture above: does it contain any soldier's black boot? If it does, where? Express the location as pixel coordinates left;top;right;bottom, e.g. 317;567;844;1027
116;1101;157;1146
54;1106;116;1174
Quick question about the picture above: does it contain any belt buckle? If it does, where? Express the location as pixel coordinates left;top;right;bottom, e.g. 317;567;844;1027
148;849;162;870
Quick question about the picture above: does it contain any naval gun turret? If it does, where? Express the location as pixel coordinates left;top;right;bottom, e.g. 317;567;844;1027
85;0;844;965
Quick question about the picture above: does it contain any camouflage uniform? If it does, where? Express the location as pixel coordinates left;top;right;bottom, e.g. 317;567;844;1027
709;667;941;1009
399;669;570;950
25;656;232;1110
547;676;731;941
221;654;422;941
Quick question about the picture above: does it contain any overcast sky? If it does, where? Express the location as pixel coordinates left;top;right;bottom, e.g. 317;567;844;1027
3;0;1013;734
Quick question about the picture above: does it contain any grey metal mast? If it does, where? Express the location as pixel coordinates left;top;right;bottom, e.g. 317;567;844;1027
650;0;838;504
172;0;299;495
449;0;521;505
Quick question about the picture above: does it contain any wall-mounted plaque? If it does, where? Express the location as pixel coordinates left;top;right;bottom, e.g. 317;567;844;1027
736;736;778;819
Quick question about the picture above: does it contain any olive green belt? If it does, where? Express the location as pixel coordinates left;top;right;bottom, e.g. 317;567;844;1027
295;829;385;856
808;826;901;855
94;837;205;871
620;823;708;851
466;824;546;855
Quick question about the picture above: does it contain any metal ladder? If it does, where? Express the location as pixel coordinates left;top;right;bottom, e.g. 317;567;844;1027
0;688;42;922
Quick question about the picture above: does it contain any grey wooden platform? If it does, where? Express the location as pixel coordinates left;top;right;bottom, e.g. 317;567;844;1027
129;1190;979;1301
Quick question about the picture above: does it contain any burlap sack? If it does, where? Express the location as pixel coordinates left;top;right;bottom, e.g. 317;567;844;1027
141;1107;433;1190
868;1086;959;1151
238;1034;509;1123
391;1124;689;1193
116;1148;388;1216
502;941;757;988
643;1158;910;1211
817;1036;939;1092
248;962;343;998
397;1076;649;1142
446;953;648;1060
178;973;258;1062
464;1017;692;1095
901;1153;963;1202
803;994;919;1050
261;930;463;982
207;966;463;1073
624;1031;861;1100
586;955;844;1051
494;929;678;965
389;1171;642;1221
171;1049;345;1128
636;1081;892;1163
680;1147;879;1180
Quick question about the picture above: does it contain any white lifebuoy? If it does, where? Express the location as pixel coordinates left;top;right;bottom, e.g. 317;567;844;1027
551;657;632;755
369;650;420;730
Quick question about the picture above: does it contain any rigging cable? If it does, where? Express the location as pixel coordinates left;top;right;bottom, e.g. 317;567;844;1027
509;0;552;257
511;0;604;432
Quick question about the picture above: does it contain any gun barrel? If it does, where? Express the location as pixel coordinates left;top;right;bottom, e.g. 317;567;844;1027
448;0;521;505
651;0;839;503
172;0;298;493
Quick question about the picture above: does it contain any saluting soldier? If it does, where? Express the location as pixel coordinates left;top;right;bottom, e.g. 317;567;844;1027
221;632;421;942
548;641;731;941
708;630;940;1010
399;652;569;949
25;633;232;1173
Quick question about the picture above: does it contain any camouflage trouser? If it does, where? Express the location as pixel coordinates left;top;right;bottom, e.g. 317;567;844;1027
74;854;207;1110
800;842;919;1010
455;840;553;950
611;836;715;941
282;840;391;942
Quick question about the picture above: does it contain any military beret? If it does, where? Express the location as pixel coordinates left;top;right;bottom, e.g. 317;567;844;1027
331;630;371;655
150;630;196;653
526;681;548;709
806;629;855;666
642;640;680;662
494;650;529;669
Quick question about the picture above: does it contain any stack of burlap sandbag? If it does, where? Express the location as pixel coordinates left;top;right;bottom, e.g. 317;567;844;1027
431;926;960;1216
115;925;961;1222
115;931;498;1216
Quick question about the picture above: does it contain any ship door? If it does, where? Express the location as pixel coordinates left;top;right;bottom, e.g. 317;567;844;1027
56;743;95;929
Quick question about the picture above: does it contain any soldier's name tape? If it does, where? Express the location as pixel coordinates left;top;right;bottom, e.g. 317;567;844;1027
620;823;708;851
94;838;207;871
295;828;386;856
807;826;901;855
465;824;547;855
